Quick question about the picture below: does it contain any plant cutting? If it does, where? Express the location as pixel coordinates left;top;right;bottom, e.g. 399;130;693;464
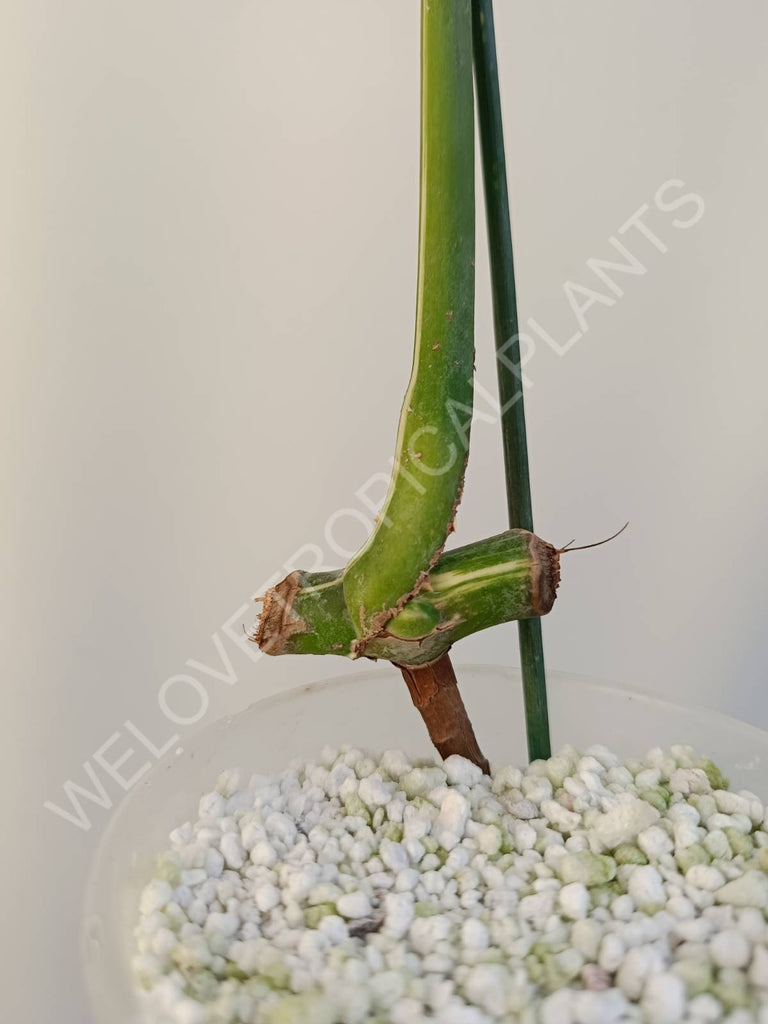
108;2;768;1022
253;0;557;771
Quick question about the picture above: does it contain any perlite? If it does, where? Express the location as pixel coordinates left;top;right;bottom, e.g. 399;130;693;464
556;851;617;887
134;743;768;1023
716;872;768;908
593;799;660;850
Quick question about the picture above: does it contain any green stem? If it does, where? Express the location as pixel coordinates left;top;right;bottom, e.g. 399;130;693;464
342;0;475;647
255;529;560;668
472;0;551;759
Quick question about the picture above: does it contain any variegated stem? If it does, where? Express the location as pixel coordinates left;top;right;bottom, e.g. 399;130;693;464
255;530;559;669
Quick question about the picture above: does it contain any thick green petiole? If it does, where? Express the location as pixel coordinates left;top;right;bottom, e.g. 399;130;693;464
256;529;559;668
342;0;475;647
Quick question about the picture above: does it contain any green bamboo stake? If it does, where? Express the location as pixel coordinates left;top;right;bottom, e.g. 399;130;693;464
472;0;551;760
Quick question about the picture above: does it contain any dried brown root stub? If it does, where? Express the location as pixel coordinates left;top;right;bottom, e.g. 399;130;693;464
397;652;490;775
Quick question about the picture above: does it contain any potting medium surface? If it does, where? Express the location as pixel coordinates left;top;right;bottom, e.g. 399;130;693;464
83;667;768;1024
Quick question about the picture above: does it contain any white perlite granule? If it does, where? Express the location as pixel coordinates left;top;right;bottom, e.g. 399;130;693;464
134;744;768;1023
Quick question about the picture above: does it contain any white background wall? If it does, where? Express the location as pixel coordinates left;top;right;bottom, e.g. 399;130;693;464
2;1;767;1019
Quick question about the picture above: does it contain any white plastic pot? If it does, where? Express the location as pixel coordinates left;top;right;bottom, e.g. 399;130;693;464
82;664;768;1022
